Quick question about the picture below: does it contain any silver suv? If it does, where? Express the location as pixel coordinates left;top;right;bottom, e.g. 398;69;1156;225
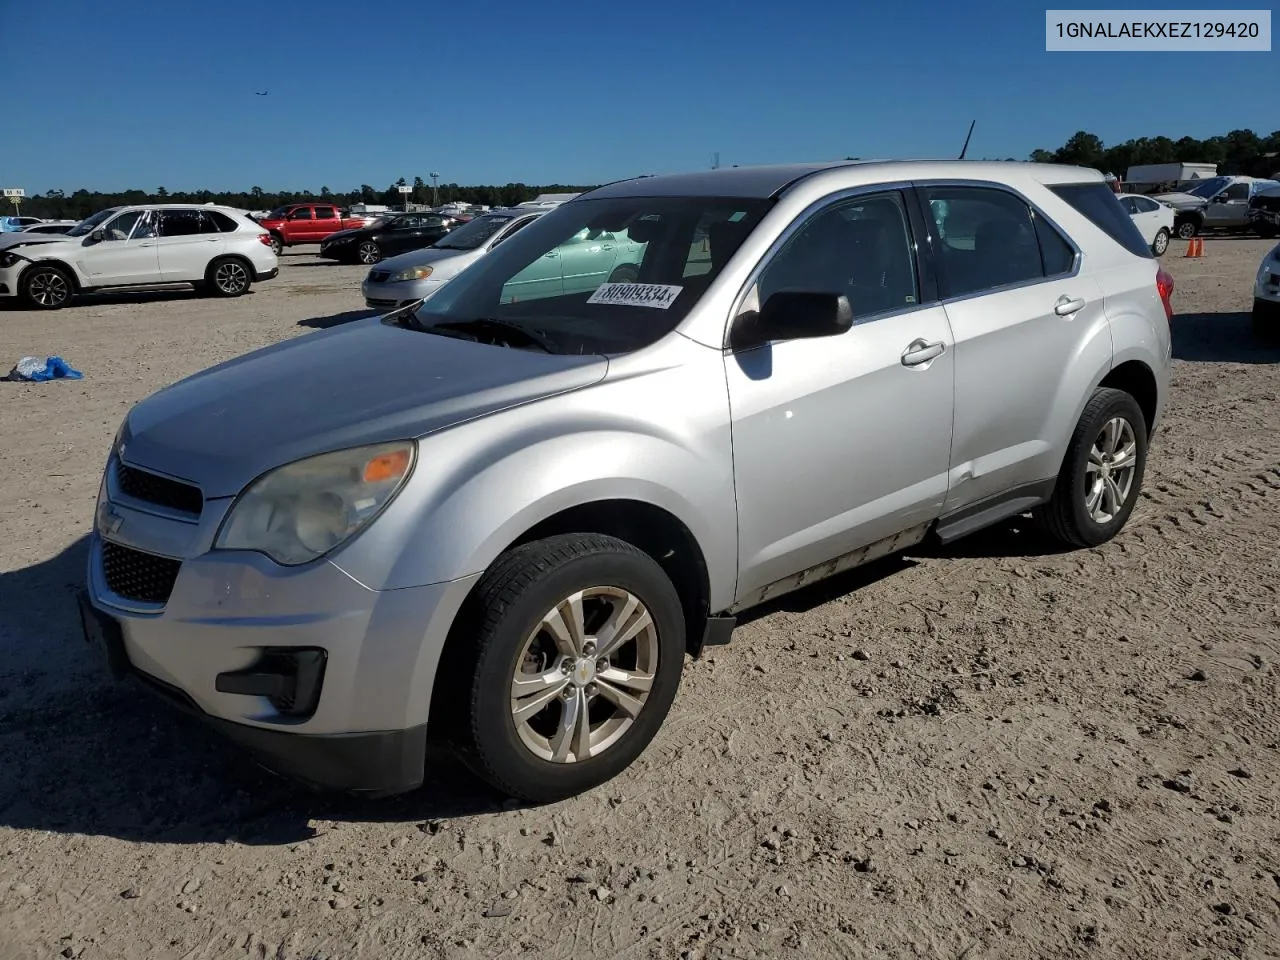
80;161;1173;803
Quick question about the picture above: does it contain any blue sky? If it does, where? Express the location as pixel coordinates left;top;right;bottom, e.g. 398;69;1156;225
4;0;1275;193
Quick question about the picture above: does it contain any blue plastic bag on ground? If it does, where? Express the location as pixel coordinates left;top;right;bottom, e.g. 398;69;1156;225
8;355;83;381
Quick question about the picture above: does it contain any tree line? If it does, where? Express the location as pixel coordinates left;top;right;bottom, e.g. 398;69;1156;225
11;126;1280;220
1030;127;1280;178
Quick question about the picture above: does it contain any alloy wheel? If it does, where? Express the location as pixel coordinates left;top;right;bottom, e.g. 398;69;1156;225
29;271;70;307
1085;417;1137;524
358;242;381;264
215;260;249;294
509;586;658;764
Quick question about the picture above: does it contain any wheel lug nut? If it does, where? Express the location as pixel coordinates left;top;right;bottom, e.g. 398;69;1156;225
583;642;596;655
560;660;572;674
586;683;598;698
596;658;608;672
561;687;575;700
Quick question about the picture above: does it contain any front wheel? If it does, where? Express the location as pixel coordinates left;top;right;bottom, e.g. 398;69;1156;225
1151;227;1170;256
1255;223;1280;240
444;533;686;803
607;263;639;284
1175;218;1199;240
1036;387;1148;548
20;264;74;310
206;257;252;297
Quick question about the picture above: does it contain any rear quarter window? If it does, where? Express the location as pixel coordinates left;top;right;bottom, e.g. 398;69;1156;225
1050;183;1152;260
208;211;241;232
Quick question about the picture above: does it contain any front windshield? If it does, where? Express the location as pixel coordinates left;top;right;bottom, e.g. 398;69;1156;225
403;195;772;355
265;206;291;220
66;207;120;237
1183;177;1230;199
433;213;525;250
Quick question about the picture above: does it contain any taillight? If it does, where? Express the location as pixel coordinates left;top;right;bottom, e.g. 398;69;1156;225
257;232;273;248
1155;267;1174;321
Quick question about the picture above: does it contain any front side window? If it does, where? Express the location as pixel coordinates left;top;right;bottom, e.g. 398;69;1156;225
289;208;313;221
923;186;1046;296
758;191;919;319
101;210;148;241
401;196;771;355
1223;183;1250;201
432;213;523;250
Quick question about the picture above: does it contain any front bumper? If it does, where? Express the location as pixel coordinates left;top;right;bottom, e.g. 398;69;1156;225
1255;260;1280;305
0;263;22;297
362;276;444;310
82;457;481;793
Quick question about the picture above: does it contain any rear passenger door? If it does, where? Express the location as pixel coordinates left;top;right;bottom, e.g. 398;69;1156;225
311;205;338;240
920;184;1108;515
155;210;225;282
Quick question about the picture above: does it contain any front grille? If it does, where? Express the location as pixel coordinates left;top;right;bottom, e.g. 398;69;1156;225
116;462;203;515
366;298;398;309
368;271;391;282
101;541;182;605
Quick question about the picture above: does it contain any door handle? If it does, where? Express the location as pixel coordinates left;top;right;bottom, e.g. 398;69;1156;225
601;244;614;251
544;252;559;259
137;243;155;248
901;339;945;367
1054;295;1086;316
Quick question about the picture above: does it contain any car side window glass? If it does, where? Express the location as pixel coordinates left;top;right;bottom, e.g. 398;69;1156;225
491;217;535;246
102;210;145;241
290;208;313;220
207;211;240;232
758;191;919;320
1223;183;1249;201
1032;211;1075;276
314;207;336;220
1118;197;1135;213
1137;197;1157;212
158;210;204;238
924;186;1043;297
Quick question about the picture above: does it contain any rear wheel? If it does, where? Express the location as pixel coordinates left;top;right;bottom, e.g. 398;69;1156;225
443;533;686;803
269;233;284;256
1036;388;1148;549
357;240;382;265
1151;227;1170;256
20;264;74;310
206;257;252;297
607;263;639;284
1256;223;1280;240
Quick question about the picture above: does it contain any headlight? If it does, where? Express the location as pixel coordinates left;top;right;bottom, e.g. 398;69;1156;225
391;265;433;282
215;441;415;566
0;252;20;268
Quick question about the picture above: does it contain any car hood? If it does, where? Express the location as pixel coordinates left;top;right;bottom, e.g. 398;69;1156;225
322;227;365;243
0;231;78;253
1152;192;1208;210
372;245;482;279
120;315;609;497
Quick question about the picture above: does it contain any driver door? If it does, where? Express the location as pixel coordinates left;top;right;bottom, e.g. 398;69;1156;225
724;189;955;603
80;210;162;286
1203;182;1250;227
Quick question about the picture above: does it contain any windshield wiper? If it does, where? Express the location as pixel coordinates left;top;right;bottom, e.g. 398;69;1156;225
427;317;556;352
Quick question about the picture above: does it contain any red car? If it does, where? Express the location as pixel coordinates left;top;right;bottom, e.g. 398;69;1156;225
257;203;373;255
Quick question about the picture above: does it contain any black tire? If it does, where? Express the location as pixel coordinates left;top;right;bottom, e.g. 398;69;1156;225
1175;217;1199;240
608;263;639;284
1254;299;1280;342
1150;227;1170;256
269;233;284;257
1036;387;1148;549
1255;224;1280;240
20;264;75;310
443;533;686;804
205;257;252;298
356;240;382;265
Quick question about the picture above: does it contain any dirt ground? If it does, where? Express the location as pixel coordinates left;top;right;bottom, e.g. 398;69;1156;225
1;238;1278;960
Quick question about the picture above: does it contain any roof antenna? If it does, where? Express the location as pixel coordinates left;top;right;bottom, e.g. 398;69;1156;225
958;119;976;160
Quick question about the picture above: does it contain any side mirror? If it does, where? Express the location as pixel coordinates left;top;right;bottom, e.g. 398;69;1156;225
90;229;105;242
1213;194;1230;203
731;290;853;350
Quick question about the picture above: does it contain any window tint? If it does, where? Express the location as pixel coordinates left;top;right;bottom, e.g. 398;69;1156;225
492;216;536;245
1134;196;1159;213
923;186;1045;296
158;210;207;237
1223;183;1249;201
289;207;313;220
759;191;919;318
1050;182;1152;259
207;210;240;232
314;207;336;220
1032;211;1075;276
1118;196;1137;214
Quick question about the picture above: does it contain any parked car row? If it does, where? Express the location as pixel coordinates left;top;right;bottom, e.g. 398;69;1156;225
0;204;279;309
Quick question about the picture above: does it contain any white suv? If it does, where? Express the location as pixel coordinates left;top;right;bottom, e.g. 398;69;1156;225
0;204;279;310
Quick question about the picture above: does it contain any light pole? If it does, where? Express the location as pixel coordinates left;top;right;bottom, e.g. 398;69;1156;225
430;172;440;208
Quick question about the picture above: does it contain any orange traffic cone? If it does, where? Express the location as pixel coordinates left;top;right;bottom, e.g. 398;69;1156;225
1184;237;1204;258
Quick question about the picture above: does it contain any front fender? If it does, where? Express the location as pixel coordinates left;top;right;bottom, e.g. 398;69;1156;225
330;340;739;611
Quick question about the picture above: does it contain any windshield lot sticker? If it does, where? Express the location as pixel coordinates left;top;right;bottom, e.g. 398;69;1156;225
587;283;683;309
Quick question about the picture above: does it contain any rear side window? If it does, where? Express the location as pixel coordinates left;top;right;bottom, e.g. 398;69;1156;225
158;210;207;237
1050;183;1152;259
924;186;1067;297
314;207;336;220
207;210;240;232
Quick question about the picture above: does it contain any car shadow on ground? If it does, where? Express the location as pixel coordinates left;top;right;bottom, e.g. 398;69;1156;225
1173;310;1280;363
0;537;513;847
297;309;379;330
0;514;1079;846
